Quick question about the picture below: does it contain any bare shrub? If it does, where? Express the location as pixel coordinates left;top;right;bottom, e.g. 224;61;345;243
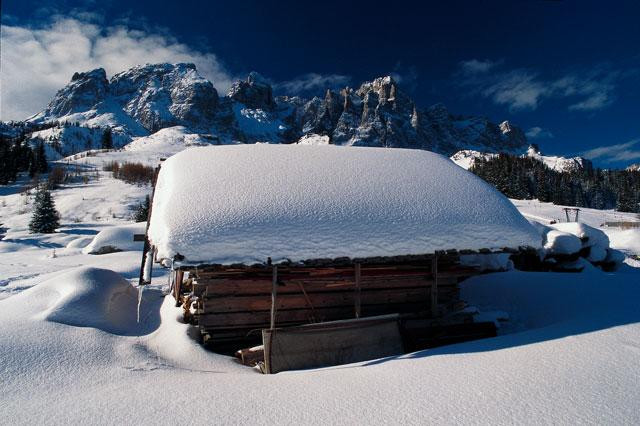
103;161;120;173
115;162;155;185
47;166;67;189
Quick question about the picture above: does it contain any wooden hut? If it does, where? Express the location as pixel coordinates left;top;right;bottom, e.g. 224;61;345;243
141;144;540;371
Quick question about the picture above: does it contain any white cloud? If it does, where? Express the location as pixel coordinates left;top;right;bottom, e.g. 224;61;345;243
0;15;235;121
481;70;550;110
274;73;350;95
457;60;620;112
581;138;640;163
459;59;499;74
526;126;554;139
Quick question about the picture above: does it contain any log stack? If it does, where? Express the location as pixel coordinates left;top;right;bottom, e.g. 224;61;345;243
182;255;483;350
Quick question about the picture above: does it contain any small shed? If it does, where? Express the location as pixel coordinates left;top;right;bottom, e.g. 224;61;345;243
142;144;540;369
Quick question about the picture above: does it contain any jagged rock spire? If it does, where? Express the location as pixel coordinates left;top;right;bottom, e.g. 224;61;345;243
228;71;275;110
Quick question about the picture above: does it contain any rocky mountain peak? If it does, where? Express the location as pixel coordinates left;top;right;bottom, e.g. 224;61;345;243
21;63;531;159
499;120;515;134
356;75;397;102
499;120;527;150
43;68;109;117
228;72;275;110
71;68;107;82
109;62;218;132
527;144;542;156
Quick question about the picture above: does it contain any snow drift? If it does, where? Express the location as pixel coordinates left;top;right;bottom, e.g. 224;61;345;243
148;144;541;264
83;222;146;255
23;267;139;334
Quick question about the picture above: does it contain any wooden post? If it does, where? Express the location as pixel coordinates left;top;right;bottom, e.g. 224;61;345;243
174;269;184;305
138;163;162;286
354;263;362;318
270;265;278;330
431;253;438;317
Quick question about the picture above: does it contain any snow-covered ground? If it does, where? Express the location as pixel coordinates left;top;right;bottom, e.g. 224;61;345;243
1;147;639;425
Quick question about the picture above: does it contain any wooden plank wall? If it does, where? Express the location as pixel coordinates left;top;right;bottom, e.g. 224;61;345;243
189;259;480;345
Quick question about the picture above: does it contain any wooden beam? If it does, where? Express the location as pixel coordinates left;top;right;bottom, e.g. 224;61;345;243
173;270;184;305
137;162;161;286
431;253;438;317
270;265;278;330
354;263;361;318
200;286;458;314
196;273;463;297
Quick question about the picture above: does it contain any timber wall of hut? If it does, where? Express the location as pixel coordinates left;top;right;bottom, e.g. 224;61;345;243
177;254;485;348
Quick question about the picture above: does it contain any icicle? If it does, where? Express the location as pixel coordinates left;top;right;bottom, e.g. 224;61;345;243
137;285;144;324
142;249;153;283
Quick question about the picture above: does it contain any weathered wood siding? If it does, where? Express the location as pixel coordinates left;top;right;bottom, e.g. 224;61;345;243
188;258;481;346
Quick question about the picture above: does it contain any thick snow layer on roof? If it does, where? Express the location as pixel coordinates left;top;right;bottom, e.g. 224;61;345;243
148;144;540;264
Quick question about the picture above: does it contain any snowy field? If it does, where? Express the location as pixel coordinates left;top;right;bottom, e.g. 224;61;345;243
1;146;639;425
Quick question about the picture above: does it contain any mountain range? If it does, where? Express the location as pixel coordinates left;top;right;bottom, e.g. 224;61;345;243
2;62;534;159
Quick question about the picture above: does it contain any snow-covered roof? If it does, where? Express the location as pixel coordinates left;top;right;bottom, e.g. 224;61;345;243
147;144;540;265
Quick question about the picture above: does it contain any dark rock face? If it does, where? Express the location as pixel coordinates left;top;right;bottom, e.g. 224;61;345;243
109;63;219;132
39;63;218;133
283;76;526;155
26;63;529;157
227;72;275;110
44;68;109;117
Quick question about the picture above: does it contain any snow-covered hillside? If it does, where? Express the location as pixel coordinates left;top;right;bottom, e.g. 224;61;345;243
524;145;591;172
1;146;639;424
450;149;497;170
450;145;592;173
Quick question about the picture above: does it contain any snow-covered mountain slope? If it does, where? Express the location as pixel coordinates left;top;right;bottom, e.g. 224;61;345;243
525;145;592;172
5;63;528;157
450;150;498;169
450;145;592;173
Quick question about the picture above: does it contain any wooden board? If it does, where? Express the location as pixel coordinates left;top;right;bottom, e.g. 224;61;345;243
262;315;404;374
201;286;459;314
196;274;461;297
197;301;435;329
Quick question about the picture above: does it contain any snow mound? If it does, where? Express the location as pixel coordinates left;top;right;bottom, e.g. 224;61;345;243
531;219;624;270
550;222;610;248
27;267;138;334
83;223;146;255
544;230;582;255
66;236;94;249
148;144;540;265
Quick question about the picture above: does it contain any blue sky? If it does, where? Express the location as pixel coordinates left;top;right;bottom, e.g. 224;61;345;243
2;0;639;168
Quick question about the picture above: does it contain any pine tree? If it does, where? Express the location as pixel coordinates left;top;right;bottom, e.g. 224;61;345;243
617;186;636;212
34;142;48;174
0;139;14;184
101;128;113;150
535;169;551;202
132;195;150;222
29;185;60;233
